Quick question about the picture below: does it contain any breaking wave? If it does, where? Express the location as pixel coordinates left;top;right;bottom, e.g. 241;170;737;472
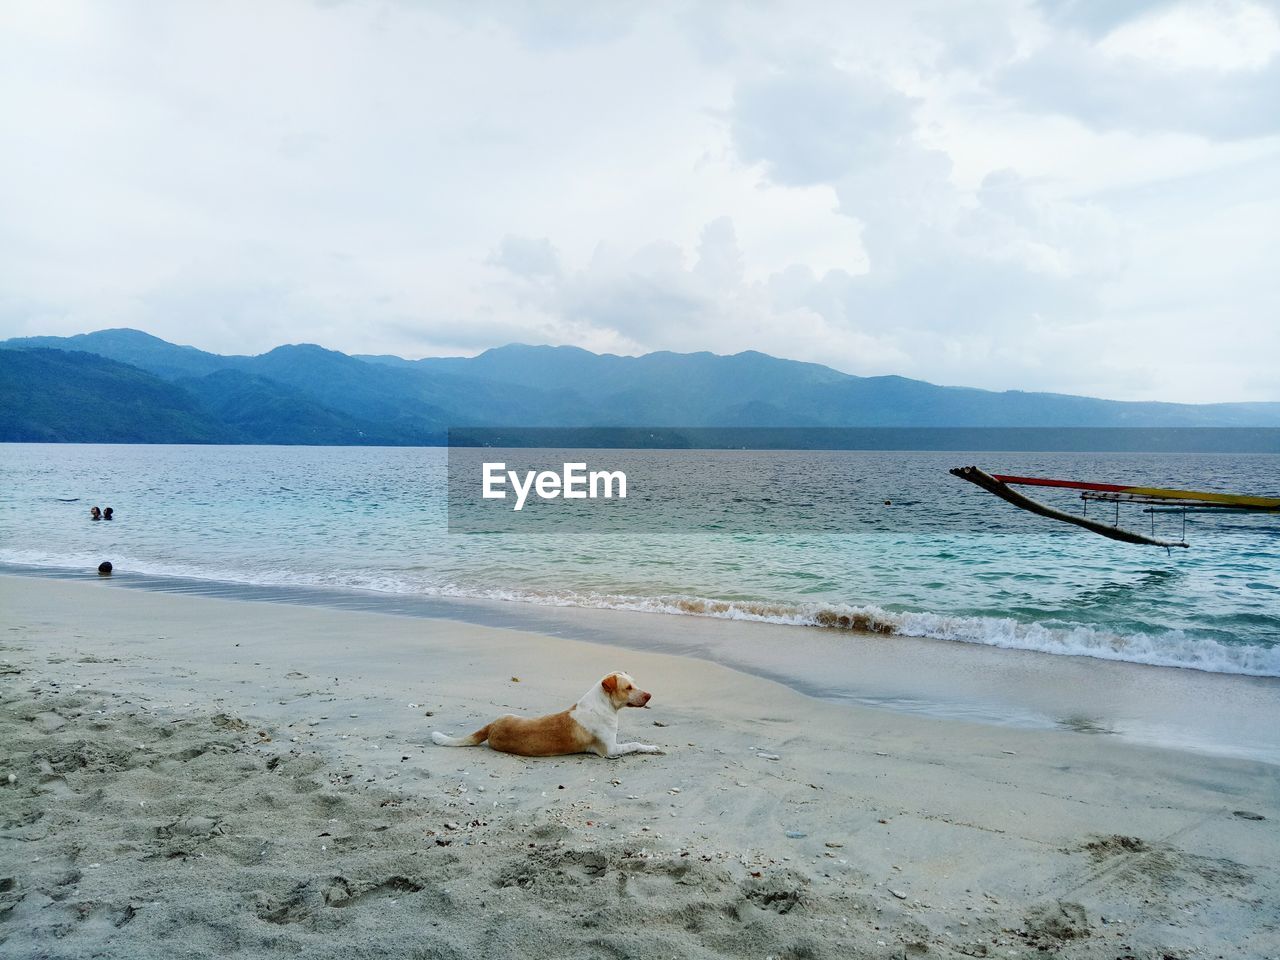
426;586;1280;678
3;550;1277;678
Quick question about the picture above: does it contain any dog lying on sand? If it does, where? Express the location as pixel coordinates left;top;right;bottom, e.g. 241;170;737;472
431;671;662;758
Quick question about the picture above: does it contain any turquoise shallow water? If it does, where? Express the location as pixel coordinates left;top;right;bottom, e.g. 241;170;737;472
1;443;1277;676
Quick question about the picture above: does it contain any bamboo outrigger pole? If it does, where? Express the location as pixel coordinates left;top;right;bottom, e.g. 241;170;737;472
949;466;1190;548
989;474;1280;511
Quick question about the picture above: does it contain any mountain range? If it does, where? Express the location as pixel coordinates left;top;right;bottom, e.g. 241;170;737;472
2;328;1278;444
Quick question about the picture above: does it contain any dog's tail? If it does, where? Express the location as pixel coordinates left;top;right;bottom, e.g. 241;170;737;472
431;723;491;747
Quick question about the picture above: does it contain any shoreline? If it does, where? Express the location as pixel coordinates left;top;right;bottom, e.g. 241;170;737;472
4;565;1279;765
3;575;1280;958
3;553;1276;679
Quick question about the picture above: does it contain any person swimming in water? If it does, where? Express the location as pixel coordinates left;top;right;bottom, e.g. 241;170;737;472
90;506;102;521
103;507;114;520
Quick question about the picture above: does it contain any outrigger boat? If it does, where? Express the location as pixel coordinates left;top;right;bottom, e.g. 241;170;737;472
950;466;1280;549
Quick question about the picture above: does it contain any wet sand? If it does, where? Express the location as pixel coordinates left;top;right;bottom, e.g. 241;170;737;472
2;574;1277;959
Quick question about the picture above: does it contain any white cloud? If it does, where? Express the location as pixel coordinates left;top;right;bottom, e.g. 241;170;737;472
1001;2;1280;138
0;0;1276;402
489;236;563;280
1099;0;1280;72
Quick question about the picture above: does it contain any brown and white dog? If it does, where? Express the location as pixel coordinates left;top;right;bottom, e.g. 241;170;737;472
430;671;662;758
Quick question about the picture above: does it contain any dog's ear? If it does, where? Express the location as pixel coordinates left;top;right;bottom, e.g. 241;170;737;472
601;674;618;694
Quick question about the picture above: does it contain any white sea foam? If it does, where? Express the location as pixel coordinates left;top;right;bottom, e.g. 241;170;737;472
423;586;1280;677
3;551;1277;678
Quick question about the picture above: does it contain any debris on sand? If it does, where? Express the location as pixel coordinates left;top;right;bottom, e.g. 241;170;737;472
1022;900;1090;942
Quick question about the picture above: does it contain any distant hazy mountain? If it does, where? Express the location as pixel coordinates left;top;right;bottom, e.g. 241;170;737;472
2;327;1279;444
0;348;235;443
175;369;437;445
6;328;243;381
0;348;447;444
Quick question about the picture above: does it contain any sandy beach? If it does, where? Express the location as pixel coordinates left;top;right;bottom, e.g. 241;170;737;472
2;574;1277;959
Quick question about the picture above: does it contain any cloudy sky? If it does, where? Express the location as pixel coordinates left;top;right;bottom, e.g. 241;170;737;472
2;0;1278;402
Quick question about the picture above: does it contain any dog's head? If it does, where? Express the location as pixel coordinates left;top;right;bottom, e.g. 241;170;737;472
600;671;651;709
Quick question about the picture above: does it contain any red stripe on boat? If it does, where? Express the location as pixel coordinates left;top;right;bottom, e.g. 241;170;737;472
990;475;1133;493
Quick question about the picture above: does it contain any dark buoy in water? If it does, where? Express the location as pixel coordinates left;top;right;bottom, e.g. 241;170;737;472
98;561;113;576
883;499;892;506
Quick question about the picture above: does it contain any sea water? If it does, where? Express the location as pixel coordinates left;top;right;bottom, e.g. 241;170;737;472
2;443;1277;678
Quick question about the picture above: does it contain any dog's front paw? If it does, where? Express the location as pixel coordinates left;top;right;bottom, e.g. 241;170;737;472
638;744;664;754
